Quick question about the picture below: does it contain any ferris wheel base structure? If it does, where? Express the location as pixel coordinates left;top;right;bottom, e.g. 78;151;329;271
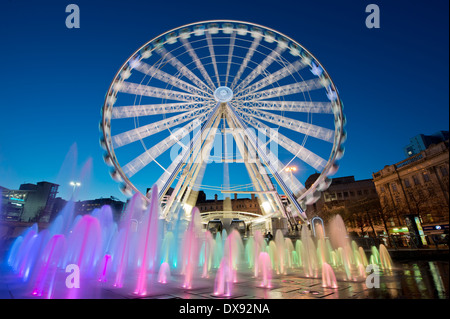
100;20;347;230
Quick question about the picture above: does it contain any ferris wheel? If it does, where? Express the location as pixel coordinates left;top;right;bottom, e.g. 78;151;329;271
100;20;346;223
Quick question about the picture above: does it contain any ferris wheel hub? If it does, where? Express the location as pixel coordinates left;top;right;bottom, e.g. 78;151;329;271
214;86;233;103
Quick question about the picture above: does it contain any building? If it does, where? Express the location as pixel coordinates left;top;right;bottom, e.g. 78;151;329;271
373;139;449;244
304;174;383;236
0;181;59;223
404;130;449;157
195;191;262;216
75;197;126;222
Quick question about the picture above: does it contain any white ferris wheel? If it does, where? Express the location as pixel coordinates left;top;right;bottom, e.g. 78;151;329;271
100;20;346;225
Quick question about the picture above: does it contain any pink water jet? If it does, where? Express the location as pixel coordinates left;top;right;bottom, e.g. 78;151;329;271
66;214;102;275
157;262;171;284
213;257;233;297
257;252;272;288
135;185;160;296
98;254;111;282
181;207;202;289
31;234;67;298
321;262;338;289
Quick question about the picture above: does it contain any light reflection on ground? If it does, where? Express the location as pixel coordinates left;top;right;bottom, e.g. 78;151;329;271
0;260;447;299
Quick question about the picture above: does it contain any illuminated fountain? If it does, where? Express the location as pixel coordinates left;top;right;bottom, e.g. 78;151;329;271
2;184;394;299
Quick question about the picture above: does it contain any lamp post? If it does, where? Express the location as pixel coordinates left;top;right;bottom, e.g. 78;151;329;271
284;166;298;231
285;166;297;178
70;181;81;198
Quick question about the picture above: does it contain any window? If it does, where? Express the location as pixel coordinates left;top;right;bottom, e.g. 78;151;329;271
412;175;420;185
364;189;369;195
440;166;448;176
337;193;343;199
404;178;411;188
357;190;362;196
391;183;398;192
379;185;385;193
343;192;349;198
350;191;355;197
422;171;430;182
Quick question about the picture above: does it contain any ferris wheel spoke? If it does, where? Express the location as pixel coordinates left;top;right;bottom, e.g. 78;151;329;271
235;105;334;143
132;60;211;97
155;151;185;196
239;78;325;101
112;107;210;149
122;112;209;178
239;100;333;114
180;37;217;90
227;104;305;197
117;81;207;102
205;31;221;87
233;45;286;94
227;105;306;195
156;47;213;94
233;107;327;172
111;102;207;119
229;36;262;90
224;31;236;87
259;145;305;196
236;60;306;97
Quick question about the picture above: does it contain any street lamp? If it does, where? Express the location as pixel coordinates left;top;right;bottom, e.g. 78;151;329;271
285;166;297;173
70;181;81;197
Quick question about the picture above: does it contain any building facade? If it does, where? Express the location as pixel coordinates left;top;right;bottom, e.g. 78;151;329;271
0;182;59;222
75;197;126;222
195;192;262;216
305;175;383;236
373;139;449;243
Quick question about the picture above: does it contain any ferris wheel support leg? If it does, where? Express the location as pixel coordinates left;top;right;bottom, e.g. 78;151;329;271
227;113;272;192
178;123;219;211
161;104;222;218
226;108;288;218
225;103;308;223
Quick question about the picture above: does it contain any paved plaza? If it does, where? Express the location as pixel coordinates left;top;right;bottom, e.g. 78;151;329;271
1;260;447;300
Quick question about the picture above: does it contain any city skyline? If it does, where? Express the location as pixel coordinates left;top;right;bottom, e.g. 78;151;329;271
0;0;448;202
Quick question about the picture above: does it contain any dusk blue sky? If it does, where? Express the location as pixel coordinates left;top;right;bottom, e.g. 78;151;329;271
0;0;448;202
